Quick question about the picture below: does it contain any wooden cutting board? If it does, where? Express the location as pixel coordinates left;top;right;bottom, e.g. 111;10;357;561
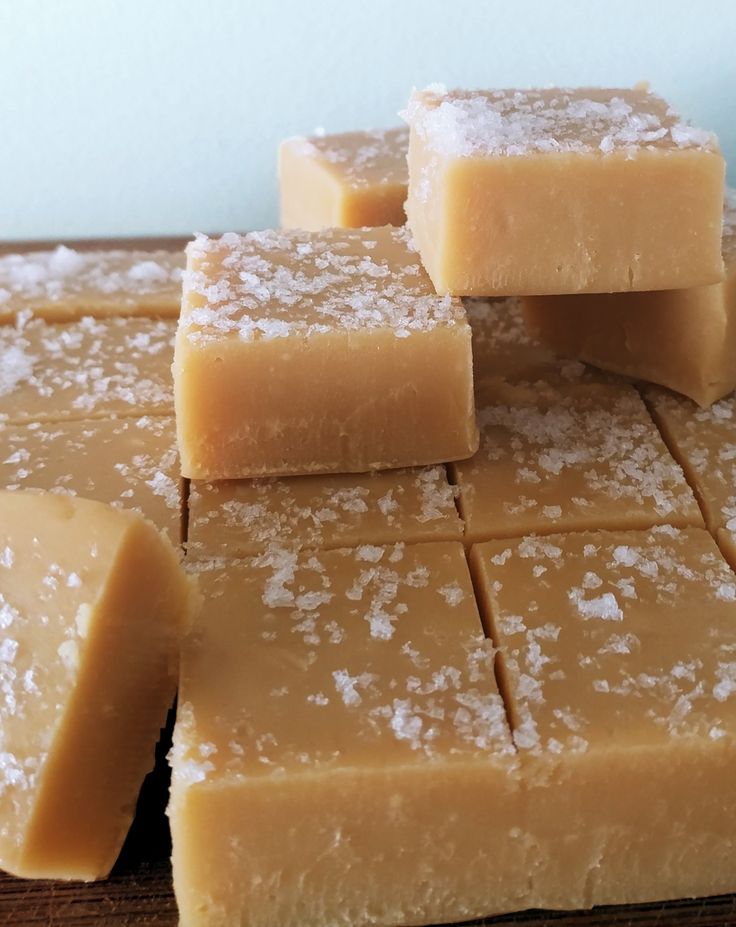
1;236;735;927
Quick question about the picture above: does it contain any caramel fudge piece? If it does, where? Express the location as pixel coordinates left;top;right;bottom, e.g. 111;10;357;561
0;490;192;880
466;296;610;385
0;316;175;425
187;464;461;559
279;127;408;230
0;416;181;543
451;379;701;542
646;387;736;544
0;247;184;323
471;528;736;908
404;85;724;296
522;194;736;406
175;229;477;480
170;542;532;927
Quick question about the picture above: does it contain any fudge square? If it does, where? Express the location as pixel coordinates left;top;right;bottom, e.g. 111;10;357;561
646;387;736;561
403;85;724;296
174;229;477;480
170;543;533;927
187;464;461;559
522;191;736;407
0;316;175;425
471;528;736;909
0;247;184;324
0;415;182;544
0;490;191;880
451;378;701;542
279;127;408;230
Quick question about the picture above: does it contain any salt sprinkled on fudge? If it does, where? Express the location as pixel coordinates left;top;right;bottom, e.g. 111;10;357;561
175;226;477;479
0;248;184;321
0;316;175;425
181;227;461;345
404;85;718;158
286;127;409;187
186;465;462;560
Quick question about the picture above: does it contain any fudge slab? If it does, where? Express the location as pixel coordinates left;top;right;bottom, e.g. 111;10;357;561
466;295;610;385
646;387;736;543
471;527;736;908
522;193;736;406
451;379;701;542
279;127;408;229
170;543;532;927
404;85;724;296
0;316;175;425
175;229;477;480
0;416;182;543
0;490;192;880
0;247;184;323
187;464;461;559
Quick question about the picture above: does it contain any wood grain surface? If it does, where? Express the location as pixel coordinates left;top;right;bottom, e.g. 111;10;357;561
1;236;736;926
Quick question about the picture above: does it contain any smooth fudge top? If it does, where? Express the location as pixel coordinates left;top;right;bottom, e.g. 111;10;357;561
282;126;408;188
180;228;464;346
403;85;720;158
0;247;183;313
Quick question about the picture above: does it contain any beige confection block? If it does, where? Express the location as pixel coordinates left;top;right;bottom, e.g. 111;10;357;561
279;127;408;230
466;295;611;385
522;193;736;407
646;387;736;556
404;85;724;296
451;379;702;542
187;464;462;559
170;542;535;927
174;229;477;480
0;490;193;880
0;316;175;425
0;416;182;544
0;247;184;323
471;528;736;908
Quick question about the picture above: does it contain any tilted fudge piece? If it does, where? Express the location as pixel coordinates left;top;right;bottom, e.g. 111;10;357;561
403;85;724;296
279;127;408;229
522;193;736;407
174;229;477;480
0;490;194;879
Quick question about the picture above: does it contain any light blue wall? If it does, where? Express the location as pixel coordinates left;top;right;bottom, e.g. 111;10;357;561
2;0;734;240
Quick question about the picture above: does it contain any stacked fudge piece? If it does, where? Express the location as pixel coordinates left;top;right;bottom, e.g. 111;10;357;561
2;83;736;927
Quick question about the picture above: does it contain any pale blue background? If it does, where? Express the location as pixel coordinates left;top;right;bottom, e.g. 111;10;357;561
1;0;734;240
